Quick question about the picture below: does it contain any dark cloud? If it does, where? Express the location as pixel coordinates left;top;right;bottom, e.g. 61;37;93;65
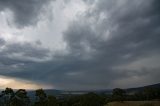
0;0;160;90
4;42;50;59
0;38;51;77
0;0;52;27
56;0;160;89
0;38;6;46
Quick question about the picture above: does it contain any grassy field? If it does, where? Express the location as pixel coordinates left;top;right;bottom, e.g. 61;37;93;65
105;101;160;106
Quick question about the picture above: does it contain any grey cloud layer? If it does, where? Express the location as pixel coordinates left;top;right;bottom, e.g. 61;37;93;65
0;38;51;77
0;0;52;27
50;0;160;89
0;38;5;46
0;0;160;90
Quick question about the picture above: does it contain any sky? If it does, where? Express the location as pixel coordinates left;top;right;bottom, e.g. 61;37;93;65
0;0;160;90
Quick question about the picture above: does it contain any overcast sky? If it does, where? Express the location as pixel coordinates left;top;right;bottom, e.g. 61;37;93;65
0;0;160;90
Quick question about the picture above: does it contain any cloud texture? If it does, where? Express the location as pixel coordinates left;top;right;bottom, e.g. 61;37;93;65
0;0;160;90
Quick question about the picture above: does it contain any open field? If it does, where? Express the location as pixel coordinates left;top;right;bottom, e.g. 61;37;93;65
105;101;160;106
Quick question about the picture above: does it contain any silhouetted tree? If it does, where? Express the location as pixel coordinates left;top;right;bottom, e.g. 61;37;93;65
47;95;59;106
143;87;157;100
112;88;126;102
10;89;30;106
34;89;47;106
67;92;104;106
0;88;14;106
156;88;160;99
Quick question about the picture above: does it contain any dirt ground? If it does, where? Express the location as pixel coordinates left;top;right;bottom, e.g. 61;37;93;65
105;101;160;106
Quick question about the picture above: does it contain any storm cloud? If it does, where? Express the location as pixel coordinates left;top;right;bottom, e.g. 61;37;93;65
53;0;160;89
0;0;52;27
0;0;160;90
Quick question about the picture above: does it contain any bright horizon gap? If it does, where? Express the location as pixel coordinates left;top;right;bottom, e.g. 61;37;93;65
0;75;53;90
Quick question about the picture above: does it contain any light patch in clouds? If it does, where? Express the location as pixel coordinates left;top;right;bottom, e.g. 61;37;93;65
0;75;52;89
0;0;89;53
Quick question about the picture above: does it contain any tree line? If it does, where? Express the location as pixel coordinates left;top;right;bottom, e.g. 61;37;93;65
0;88;58;106
0;87;160;106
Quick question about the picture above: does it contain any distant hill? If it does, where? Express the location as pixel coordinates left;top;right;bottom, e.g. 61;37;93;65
27;89;62;97
26;83;160;97
126;83;160;94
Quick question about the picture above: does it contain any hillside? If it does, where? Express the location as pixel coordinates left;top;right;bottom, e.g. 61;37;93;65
126;83;160;94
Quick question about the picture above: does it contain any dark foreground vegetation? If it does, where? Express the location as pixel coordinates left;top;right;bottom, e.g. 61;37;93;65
0;87;160;106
